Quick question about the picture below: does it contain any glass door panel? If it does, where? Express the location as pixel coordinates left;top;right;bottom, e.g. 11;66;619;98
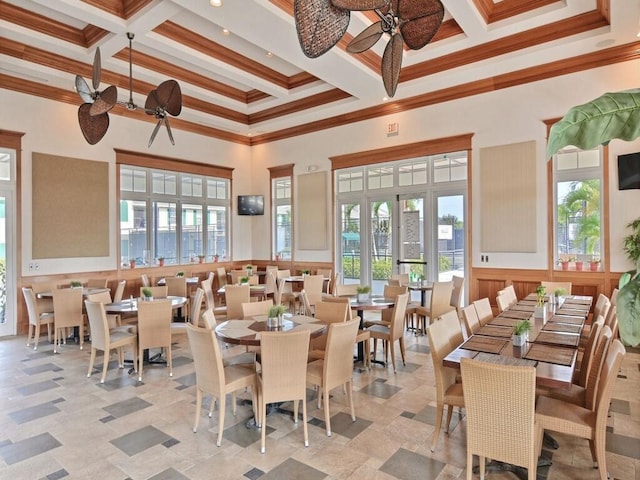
436;194;465;281
0;192;13;336
338;202;362;285
399;195;427;304
369;199;392;295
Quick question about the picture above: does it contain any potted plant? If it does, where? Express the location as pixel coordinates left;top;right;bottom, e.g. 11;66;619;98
141;287;154;301
557;254;571;271
198;254;205;264
176;271;184;277
617;217;640;347
300;268;311;275
356;285;371;302
239;276;249;285
129;258;136;269
534;285;547;319
574;258;584;271
214;253;219;263
418;273;426;286
70;281;82;289
589;255;600;272
512;320;531;346
157;256;165;267
267;303;287;327
245;264;253;276
553;288;566;305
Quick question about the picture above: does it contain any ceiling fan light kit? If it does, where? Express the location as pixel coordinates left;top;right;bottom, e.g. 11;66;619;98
75;33;183;147
294;0;444;97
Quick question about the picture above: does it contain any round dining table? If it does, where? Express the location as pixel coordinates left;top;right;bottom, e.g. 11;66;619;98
215;314;326;347
104;295;187;314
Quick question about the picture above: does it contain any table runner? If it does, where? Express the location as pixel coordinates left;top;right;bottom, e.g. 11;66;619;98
556;307;589;317
461;335;507;354
563;298;592;306
475;352;537;367
509;304;536;312
524;343;576;366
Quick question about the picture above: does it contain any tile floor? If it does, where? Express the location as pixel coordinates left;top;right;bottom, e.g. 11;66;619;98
0;324;638;479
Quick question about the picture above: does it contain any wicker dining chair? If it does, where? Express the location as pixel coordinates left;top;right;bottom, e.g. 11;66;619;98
22;287;54;350
535;340;626;480
223;284;250;319
308;300;349;359
258;329;311;453
240;299;273;318
52;287;85;353
427;311;465;452
322;295;371;369
461;304;481;338
136;299;173;382
472;297;493;326
85;300;138;383
415;281;453;333
368;293;409;373
186;323;258;446
139;286;168;298
461;357;538;480
306;318;359;436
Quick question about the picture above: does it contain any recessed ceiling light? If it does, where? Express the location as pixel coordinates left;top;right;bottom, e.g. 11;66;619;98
266;51;273;57
382;96;389;102
222;28;230;35
210;0;222;6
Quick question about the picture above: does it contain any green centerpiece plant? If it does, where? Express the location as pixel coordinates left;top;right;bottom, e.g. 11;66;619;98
534;285;547;319
70;281;82;288
512;320;531;346
142;287;153;301
267;303;287;327
356;285;371;302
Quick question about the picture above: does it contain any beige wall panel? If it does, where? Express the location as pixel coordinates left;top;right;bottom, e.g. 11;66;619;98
297;171;328;250
480;140;536;253
32;152;109;258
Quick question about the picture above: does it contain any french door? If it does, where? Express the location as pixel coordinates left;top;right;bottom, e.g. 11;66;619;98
337;191;466;298
0;169;16;336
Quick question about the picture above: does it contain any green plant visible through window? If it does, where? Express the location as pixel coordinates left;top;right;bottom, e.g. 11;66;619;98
557;179;601;256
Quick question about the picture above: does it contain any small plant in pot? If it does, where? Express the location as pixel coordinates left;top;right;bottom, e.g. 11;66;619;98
70;281;82;289
129;258;136;269
589;255;600;271
176;271;184;277
356;285;371;302
267;303;287;327
512;320;531;346
301;268;311;275
239;276;249;285
534;285;547;319
198;254;205;264
157;256;165;267
142;287;154;301
554;288;566;305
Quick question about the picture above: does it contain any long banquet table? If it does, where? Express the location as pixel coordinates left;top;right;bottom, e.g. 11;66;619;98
443;293;592;390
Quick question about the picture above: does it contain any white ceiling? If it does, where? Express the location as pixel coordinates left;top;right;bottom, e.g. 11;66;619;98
1;0;639;143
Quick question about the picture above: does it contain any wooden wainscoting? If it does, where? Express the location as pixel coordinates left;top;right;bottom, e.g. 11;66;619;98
469;267;622;316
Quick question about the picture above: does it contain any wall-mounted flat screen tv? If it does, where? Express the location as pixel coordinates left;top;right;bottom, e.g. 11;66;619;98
237;195;264;215
618;152;640;190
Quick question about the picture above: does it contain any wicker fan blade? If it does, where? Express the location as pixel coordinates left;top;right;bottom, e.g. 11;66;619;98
347;22;384;53
164;117;175;145
381;33;403;97
75;75;93;103
294;0;350;58
89;85;118;116
78;103;109;145
398;0;444;50
144;88;159;115
148;119;163;147
331;0;388;10
92;48;101;91
156;80;182;116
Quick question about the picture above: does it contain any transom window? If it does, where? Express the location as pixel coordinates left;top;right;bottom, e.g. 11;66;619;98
120;166;229;267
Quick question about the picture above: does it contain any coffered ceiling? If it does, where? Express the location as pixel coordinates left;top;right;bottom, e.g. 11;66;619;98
1;0;639;146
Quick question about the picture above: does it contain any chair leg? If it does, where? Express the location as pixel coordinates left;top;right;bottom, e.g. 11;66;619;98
432;403;444;452
138;346;144;381
347;380;355;422
323;387;331;436
261;399;267;453
302;398;309;447
217;392;225;447
293;398;299;424
34;324;41;350
466;451;473;480
399;337;406;365
167;344;173;377
445;404;453;433
193;389;202;433
100;349;109;383
389;340;396;373
232;391;237;415
27;324;34;347
87;348;96;378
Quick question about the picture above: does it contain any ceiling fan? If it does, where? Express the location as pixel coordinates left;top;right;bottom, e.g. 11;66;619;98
294;0;444;97
75;33;182;146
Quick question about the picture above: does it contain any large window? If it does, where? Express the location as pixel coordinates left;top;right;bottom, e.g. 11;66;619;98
553;147;602;269
273;177;292;260
120;166;229;267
